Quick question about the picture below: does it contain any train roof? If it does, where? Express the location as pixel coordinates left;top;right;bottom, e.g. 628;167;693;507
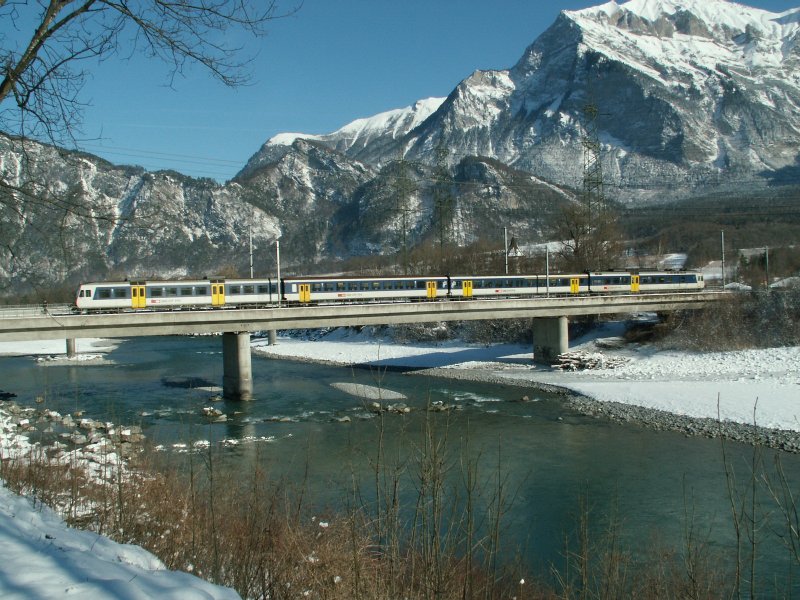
282;275;449;281
79;279;216;287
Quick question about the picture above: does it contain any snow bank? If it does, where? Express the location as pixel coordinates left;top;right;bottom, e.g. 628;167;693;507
0;484;240;599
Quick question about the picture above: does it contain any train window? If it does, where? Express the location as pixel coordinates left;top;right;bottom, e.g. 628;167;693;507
337;282;345;291
312;283;322;292
372;282;381;290
257;285;270;294
151;288;163;297
113;288;128;298
243;285;255;294
98;288;111;299
358;282;368;291
196;287;208;295
180;287;193;296
229;286;241;295
167;287;178;296
324;283;335;292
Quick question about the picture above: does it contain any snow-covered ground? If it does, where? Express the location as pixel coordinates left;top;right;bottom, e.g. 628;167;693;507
0;483;240;599
0;337;240;599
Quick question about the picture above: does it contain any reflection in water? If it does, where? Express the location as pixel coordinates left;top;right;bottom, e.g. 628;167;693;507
2;335;799;588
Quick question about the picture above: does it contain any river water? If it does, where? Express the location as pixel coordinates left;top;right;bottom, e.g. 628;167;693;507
2;335;800;591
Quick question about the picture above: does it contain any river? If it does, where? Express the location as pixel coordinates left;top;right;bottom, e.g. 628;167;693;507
2;335;799;592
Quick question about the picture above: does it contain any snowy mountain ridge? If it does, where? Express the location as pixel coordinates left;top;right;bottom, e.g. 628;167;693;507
238;98;445;179
244;0;800;202
566;0;800;75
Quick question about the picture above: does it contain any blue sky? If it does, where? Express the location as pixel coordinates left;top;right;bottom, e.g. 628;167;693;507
69;0;800;181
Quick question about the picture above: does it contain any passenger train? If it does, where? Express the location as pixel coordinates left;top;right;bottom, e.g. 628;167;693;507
74;271;705;312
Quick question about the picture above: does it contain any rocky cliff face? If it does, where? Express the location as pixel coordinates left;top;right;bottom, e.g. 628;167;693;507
0;136;280;295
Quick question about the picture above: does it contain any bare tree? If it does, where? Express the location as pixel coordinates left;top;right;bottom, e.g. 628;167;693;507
552;200;623;272
1;0;296;143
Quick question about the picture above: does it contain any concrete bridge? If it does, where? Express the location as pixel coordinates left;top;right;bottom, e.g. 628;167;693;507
0;292;723;399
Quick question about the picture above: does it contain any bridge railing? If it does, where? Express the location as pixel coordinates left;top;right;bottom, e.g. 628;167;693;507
0;304;73;319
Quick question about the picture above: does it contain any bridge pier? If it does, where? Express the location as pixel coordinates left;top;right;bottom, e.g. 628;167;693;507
533;317;568;365
66;338;77;358
222;332;253;400
268;329;277;346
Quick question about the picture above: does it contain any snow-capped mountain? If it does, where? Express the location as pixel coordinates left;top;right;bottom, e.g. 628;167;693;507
249;0;800;203
237;98;445;180
4;0;800;294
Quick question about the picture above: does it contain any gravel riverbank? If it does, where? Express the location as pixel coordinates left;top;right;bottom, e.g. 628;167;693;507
415;365;800;453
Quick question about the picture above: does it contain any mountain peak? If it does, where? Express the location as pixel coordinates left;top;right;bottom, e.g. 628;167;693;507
568;0;800;40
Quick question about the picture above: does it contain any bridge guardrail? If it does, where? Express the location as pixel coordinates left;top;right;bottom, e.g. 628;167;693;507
0;304;72;319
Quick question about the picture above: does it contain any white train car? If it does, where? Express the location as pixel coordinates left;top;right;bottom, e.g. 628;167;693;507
74;270;705;312
638;271;704;292
281;276;449;303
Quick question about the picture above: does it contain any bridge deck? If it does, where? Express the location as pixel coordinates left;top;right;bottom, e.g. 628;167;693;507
0;292;725;342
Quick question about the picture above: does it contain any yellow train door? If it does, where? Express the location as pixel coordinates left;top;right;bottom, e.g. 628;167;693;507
426;281;438;299
211;284;225;306
131;285;146;309
570;277;580;294
299;284;311;303
631;275;640;293
463;280;473;298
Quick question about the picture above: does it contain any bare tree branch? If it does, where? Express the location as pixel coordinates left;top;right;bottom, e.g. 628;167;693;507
0;0;298;144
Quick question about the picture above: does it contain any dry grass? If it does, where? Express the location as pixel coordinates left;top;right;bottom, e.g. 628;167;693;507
0;418;754;599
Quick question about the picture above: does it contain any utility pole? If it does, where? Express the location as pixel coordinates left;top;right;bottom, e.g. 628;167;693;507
765;246;770;288
275;239;281;306
504;227;509;275
248;222;254;279
546;245;550;297
721;231;725;289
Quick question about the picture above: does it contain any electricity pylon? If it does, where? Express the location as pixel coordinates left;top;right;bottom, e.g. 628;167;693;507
582;101;606;219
